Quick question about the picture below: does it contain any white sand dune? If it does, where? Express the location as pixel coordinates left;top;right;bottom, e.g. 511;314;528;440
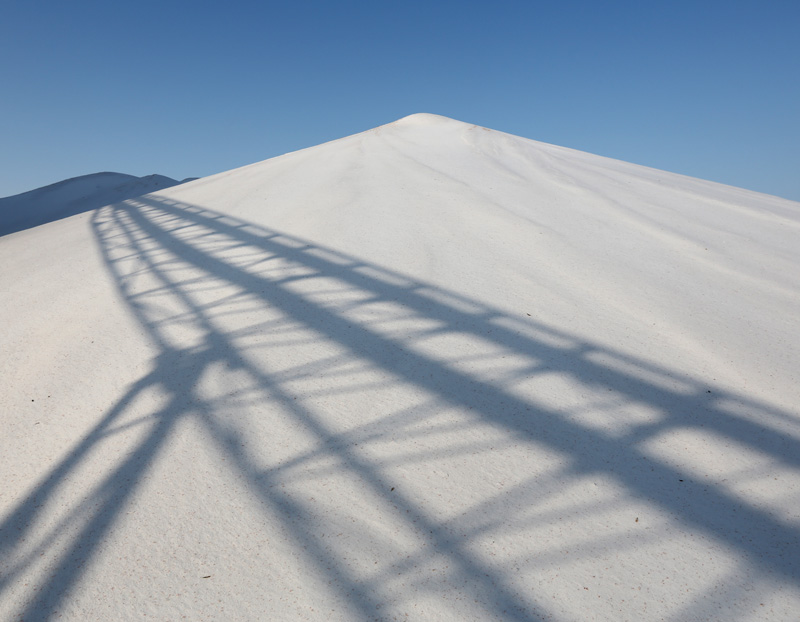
1;113;799;621
0;172;185;236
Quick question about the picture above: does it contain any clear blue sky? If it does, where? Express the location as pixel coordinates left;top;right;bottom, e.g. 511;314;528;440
2;0;799;201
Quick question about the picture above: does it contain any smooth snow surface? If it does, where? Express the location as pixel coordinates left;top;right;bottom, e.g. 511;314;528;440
2;114;799;621
0;172;183;236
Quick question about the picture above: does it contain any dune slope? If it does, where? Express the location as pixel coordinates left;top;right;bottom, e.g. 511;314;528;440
1;114;799;621
0;172;183;236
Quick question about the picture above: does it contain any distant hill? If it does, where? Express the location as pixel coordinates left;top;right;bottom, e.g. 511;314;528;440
0;172;188;236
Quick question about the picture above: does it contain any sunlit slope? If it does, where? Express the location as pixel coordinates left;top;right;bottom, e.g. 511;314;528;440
167;112;800;407
1;114;799;621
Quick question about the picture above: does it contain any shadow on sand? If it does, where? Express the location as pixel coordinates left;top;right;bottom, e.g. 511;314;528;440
2;194;799;620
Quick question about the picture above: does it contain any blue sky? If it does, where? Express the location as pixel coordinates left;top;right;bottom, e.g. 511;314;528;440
2;0;799;201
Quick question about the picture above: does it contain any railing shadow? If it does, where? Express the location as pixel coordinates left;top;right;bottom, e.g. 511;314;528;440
2;193;799;620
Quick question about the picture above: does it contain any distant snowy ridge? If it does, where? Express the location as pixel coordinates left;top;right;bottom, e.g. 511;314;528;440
0;172;190;236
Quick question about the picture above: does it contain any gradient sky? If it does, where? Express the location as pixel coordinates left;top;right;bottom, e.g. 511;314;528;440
2;0;798;201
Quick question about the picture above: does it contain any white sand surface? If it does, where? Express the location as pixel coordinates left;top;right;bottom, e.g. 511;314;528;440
1;113;799;621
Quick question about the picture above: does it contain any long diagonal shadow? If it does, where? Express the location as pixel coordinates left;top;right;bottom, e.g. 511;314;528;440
2;193;798;620
127;196;800;575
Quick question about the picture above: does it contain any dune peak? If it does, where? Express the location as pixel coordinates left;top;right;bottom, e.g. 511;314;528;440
392;112;458;126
